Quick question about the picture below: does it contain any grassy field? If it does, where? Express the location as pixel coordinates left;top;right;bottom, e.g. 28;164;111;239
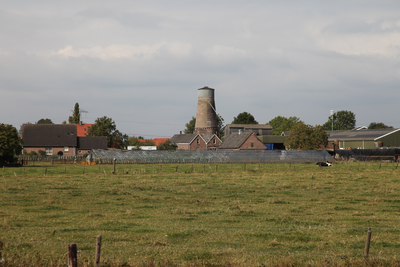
1;161;400;266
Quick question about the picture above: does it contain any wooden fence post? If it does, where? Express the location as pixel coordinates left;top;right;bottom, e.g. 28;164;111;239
0;240;3;261
68;244;78;267
113;158;116;174
364;228;372;258
95;235;102;266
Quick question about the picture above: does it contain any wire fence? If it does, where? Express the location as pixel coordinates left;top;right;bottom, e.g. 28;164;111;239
2;226;400;266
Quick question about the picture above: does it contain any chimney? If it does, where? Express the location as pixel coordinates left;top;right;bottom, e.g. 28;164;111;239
80;121;83;126
194;86;218;135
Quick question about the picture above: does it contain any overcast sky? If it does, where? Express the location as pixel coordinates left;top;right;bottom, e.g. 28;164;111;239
1;1;399;138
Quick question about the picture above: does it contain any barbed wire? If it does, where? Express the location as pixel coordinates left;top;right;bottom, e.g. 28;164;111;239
79;250;175;267
2;225;400;232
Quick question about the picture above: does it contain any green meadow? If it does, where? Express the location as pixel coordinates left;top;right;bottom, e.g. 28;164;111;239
1;161;400;266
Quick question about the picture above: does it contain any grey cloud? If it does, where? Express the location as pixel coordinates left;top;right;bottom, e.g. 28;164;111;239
322;17;400;34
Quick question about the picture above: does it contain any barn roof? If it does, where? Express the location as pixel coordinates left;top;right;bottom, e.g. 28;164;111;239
327;128;400;141
219;132;253;149
170;133;199;144
78;137;108;149
23;124;77;147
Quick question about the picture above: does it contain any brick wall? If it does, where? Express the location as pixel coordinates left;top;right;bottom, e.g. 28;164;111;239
23;147;77;156
189;137;207;151
240;135;266;150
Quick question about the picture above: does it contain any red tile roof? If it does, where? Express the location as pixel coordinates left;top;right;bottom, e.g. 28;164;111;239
76;124;93;137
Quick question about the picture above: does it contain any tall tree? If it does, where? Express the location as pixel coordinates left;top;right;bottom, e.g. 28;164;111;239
322;110;356;131
86;116;128;149
216;114;225;139
284;122;329;150
232;112;258;124
68;103;81;124
184;116;196;134
0;124;22;165
368;122;393;129
37;118;54;124
268;116;303;135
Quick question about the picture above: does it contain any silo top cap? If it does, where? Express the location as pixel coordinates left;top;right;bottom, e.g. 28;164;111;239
198;86;215;98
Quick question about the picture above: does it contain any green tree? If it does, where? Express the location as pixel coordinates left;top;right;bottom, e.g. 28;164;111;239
0;124;22;165
68;103;81;124
216;114;225;139
284;122;329;150
232;112;258;124
37;118;54;124
184;116;196;134
368;122;393;129
157;140;178;150
268;116;303;135
87;116;128;149
322;110;356;131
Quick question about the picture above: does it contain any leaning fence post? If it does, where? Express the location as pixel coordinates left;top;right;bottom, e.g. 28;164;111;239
68;244;78;267
364;228;372;258
95;235;102;266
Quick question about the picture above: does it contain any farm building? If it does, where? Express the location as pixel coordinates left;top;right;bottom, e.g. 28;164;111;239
22;124;107;156
218;132;266;150
170;133;221;151
224;124;272;136
327;128;400;149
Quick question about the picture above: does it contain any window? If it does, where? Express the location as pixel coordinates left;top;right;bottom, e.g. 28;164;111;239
79;151;82;154
197;139;199;144
213;139;216;144
251;142;254;148
45;147;52;156
64;146;69;152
